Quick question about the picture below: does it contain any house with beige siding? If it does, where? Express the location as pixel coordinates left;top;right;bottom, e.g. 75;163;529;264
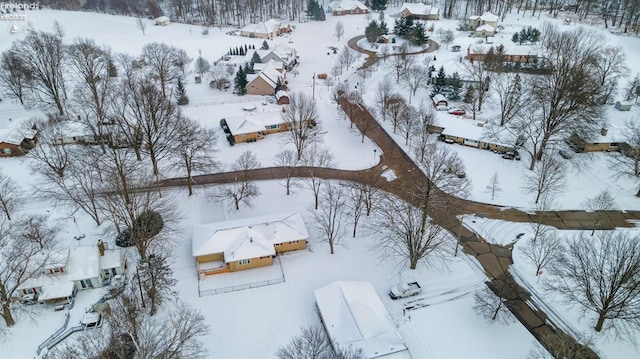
192;212;309;277
225;111;289;143
330;0;369;15
398;2;440;20
246;61;285;95
240;19;289;39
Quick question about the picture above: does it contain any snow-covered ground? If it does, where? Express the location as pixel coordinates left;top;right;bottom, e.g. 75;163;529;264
2;4;640;359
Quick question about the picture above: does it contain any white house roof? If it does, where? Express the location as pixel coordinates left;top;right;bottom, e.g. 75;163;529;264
271;43;297;64
476;24;496;32
0;127;36;145
225;111;284;135
253;59;284;72
37;281;75;301
100;249;122;270
468;42;538;57
247;61;283;92
332;0;369;11
469;12;499;22
432;94;447;104
18;246;100;290
154;16;170;22
314;281;410;359
275;90;289;100
241;19;281;35
436;115;513;147
399;2;438;16
192;212;309;262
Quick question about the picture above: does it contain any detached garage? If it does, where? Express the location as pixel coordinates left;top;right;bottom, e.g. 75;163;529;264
314;281;412;358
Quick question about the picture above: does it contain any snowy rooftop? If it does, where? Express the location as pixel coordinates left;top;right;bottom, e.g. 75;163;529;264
99;248;122;270
476;24;496;32
314;281;410;359
331;0;369;11
240;19;281;35
468;41;538;56
0;117;37;145
37;281;75;302
225;111;284;135
398;3;439;16
192;212;309;261
253;59;284;72
469;12;500;22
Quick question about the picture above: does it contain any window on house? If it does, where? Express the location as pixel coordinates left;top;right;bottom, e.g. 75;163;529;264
289;240;298;244
52;267;62;273
266;124;280;130
1;148;11;155
611;143;620;147
239;259;251;265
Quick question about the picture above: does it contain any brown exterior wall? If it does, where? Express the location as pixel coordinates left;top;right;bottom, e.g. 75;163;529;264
232;123;288;143
584;142;620;152
247;76;276;95
0;142;26;157
229;256;273;272
274;239;307;253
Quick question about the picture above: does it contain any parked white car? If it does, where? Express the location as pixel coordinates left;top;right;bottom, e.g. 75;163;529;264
389;282;422;299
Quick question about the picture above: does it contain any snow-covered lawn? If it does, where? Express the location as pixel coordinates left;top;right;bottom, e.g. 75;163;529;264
1;5;640;359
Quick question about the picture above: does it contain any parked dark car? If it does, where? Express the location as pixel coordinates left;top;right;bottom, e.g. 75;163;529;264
220;118;230;134
502;149;521;161
226;134;235;146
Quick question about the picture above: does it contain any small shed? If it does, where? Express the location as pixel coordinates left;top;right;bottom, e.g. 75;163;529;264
615;101;632;111
432;94;448;108
154;16;170;26
275;90;290;105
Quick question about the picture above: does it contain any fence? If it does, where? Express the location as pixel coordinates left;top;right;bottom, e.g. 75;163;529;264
36;311;70;356
198;257;286;297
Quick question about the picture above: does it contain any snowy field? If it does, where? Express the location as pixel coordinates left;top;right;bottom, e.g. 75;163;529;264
1;4;640;359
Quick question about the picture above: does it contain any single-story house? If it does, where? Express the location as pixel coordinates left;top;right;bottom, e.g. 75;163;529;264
398;2;440;20
615;101;633;111
192;212;309;277
466;43;538;64
570;127;624;152
432;94;448;108
253;59;284;73
275;90;290;105
0;125;38;157
468;12;499;30
16;241;125;306
330;0;369;16
225;111;289;143
246;61;286;96
154;16;170;26
240;19;287;39
428;115;514;152
314;281;412;359
475;24;496;37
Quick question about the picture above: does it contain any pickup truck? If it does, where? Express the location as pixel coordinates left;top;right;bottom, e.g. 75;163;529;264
389;282;422;299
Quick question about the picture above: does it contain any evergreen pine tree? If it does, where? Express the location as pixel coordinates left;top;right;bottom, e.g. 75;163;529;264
511;32;519;44
365;20;382;43
262;40;269;50
431;66;447;96
412;22;427;46
244;44;248;54
251;51;261;64
175;78;189;105
447;72;463;101
234;66;248;95
463;84;475;103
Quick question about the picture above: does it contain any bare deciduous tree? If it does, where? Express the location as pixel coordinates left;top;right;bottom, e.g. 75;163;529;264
464;57;490;112
546;232;640;332
0;218;58;327
610;119;640;196
14;31;68;115
582;190;615;235
383;94;408;133
0;169;21;221
28;121;71;179
303;144;335;210
398;104;419;145
215;151;261;211
137;252;177;316
374;76;393;123
338;45;358;72
311;182;347;255
173;117;218;196
389;43;415;82
494;72;525;127
401;66;429;103
15;214;59;250
484;172;502;201
282;91;319;161
473;281;517;325
0;47;29;105
276;323;364;359
514;24;621;170
371;193;450;269
343;182;365;238
527;331;597;359
334;21;345;41
140;42;184;97
274;149;298;195
522;156;566;204
194;56;210;78
136;17;147;35
520;230;561;277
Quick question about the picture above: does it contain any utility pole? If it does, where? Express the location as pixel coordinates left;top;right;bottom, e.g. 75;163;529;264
312;72;316;100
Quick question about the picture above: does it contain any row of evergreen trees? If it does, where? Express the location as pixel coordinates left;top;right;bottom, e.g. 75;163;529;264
511;26;540;44
365;12;389;43
431;66;463;101
228;44;256;56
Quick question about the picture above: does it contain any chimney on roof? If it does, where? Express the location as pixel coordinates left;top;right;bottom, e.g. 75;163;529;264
601;128;608;136
97;239;105;256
